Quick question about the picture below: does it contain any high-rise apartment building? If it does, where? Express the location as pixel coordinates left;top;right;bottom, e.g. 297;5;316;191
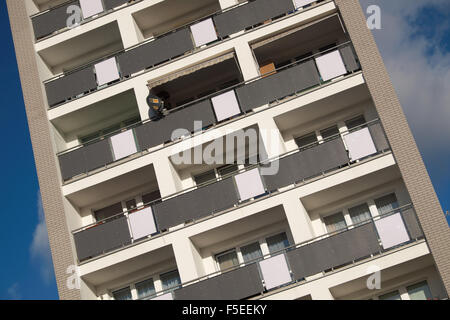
7;0;450;300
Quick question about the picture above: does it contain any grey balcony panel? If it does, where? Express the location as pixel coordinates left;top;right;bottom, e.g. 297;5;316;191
174;264;263;300
264;138;349;191
287;222;380;280
329;222;381;266
135;100;215;150
153;178;238;230
339;46;360;73
117;29;194;77
263;151;305;191
236;60;320;112
299;138;349;177
213;0;294;38
134;121;166;151
286;238;335;280
84;138;114;172
74;215;131;261
32;1;79;39
164;100;216;137
45;67;97;107
59;147;87;181
402;209;423;239
103;0;129;10
368;122;390;152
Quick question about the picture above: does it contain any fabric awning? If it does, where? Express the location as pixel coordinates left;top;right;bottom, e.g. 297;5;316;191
147;52;236;89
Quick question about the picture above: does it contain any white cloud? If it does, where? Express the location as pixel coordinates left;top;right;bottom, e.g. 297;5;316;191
7;283;21;300
30;191;54;285
359;0;450;156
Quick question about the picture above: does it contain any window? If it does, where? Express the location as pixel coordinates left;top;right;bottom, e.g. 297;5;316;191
407;281;432;300
240;242;263;263
135;278;156;300
125;199;137;213
94;202;123;221
142;190;161;205
320;125;340;140
217;164;239;177
244;155;260;167
295;51;313;63
375;193;399;215
194;170;217;185
379;290;401;300
112;287;132;300
319;43;337;53
266;232;290;254
216;249;239;271
295;132;317;151
348;203;372;225
323;212;347;233
345;115;366;131
160;270;181;291
79;116;140;144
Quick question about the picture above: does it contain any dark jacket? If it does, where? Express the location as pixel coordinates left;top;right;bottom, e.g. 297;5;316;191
146;93;164;120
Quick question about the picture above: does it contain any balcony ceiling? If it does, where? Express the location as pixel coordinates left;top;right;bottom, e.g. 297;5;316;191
253;14;345;66
38;21;123;72
301;165;402;213
33;0;68;11
133;0;221;38
330;255;434;299
66;163;158;208
190;205;288;249
51;89;139;137
274;82;370;133
82;245;176;286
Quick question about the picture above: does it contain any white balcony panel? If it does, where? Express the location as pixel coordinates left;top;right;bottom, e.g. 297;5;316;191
294;0;316;9
190;18;218;47
315;50;347;81
80;0;104;19
151;293;173;300
234;168;265;201
94;57;120;86
375;213;410;249
211;90;241;122
259;254;292;290
128;207;157;240
110;130;137;161
343;127;377;161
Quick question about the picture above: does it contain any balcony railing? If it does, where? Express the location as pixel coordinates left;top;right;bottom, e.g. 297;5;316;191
138;204;423;300
41;0;328;108
31;0;132;40
58;42;360;182
72;118;390;263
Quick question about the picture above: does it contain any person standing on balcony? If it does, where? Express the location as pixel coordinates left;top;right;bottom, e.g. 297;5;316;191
146;89;169;121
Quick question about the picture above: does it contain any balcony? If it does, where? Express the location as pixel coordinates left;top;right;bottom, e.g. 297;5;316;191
42;0;328;108
31;0;131;40
144;204;424;300
72;118;390;262
58;42;360;182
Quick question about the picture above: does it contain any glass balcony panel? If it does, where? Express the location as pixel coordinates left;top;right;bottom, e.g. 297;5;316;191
258;254;292;290
374;212;410;250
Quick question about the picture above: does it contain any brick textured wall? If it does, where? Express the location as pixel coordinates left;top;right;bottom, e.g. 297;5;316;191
6;0;81;300
335;0;450;295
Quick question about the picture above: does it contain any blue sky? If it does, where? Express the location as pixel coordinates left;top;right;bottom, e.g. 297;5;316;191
0;1;448;299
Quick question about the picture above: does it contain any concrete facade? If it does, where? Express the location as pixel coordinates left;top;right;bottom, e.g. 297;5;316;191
7;0;449;300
